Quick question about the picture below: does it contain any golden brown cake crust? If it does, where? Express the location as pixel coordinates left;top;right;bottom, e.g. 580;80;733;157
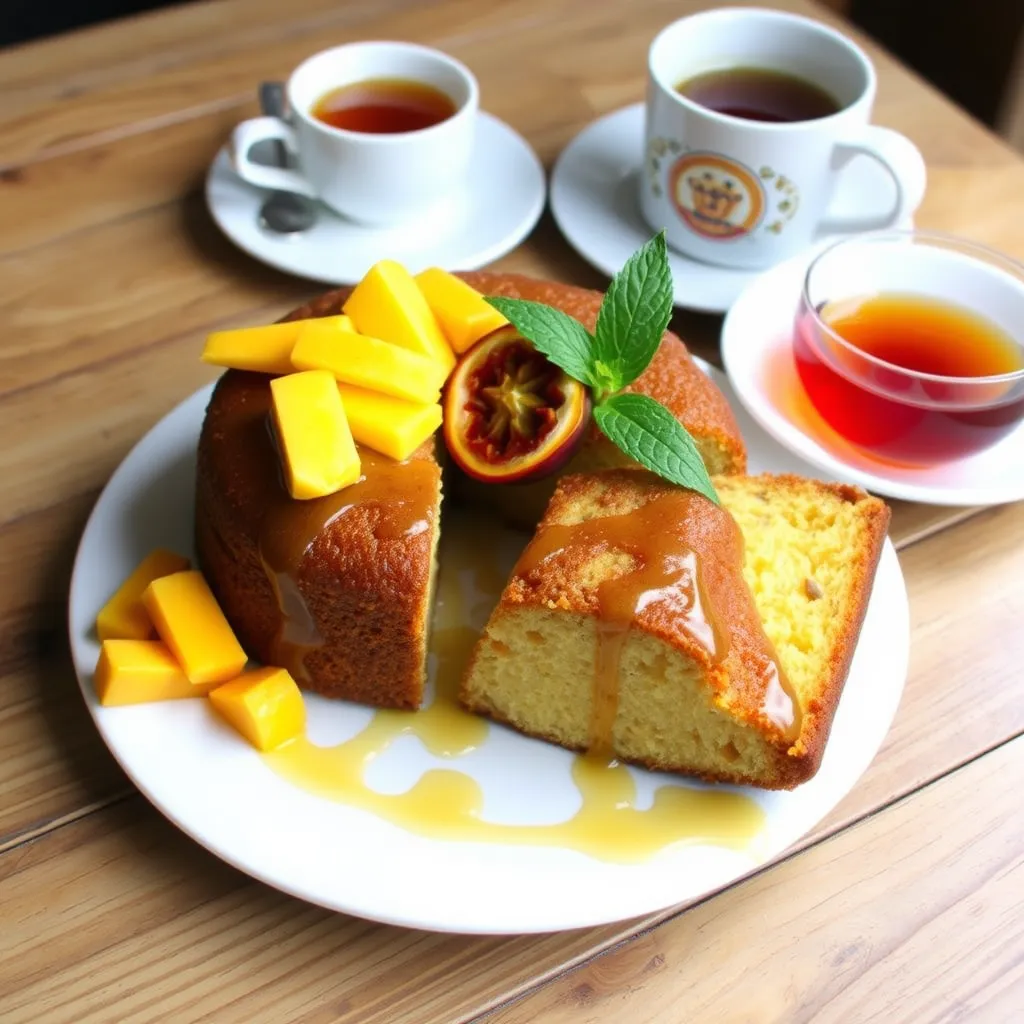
713;472;891;784
197;272;745;715
499;471;768;688
473;470;801;759
196;374;440;709
462;470;891;790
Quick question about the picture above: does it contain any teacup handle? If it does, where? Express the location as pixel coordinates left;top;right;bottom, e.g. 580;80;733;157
231;116;319;198
819;126;927;235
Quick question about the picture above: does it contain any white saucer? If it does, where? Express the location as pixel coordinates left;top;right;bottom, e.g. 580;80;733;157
550;104;913;314
721;252;1024;506
205;112;545;284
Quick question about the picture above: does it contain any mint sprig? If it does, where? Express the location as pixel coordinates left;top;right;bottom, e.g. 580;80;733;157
486;232;719;505
593;395;719;505
593;233;673;396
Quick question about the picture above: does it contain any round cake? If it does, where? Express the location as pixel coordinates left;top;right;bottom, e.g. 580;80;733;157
195;273;746;706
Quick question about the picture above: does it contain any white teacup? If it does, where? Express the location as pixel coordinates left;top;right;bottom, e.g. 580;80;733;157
639;8;927;270
231;41;479;227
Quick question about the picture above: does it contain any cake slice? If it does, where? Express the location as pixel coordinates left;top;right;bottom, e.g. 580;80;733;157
460;470;890;789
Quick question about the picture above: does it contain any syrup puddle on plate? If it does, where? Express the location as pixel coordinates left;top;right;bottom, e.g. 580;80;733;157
262;514;765;864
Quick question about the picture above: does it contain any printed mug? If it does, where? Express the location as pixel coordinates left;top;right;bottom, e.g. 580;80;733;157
639;9;927;270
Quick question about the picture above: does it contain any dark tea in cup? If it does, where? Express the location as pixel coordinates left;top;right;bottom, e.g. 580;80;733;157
311;77;456;134
675;67;840;123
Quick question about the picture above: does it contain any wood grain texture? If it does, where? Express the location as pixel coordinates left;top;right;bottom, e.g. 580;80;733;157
2;0;1023;1018
0;0;420;116
4;0;1022;260
488;735;1024;1024
2;499;1023;1021
0;0;579;165
0;800;639;1024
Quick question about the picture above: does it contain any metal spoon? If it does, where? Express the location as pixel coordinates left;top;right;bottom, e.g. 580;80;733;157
257;81;318;236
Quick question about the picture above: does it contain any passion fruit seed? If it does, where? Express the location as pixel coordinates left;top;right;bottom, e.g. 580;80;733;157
468;343;562;461
443;326;591;484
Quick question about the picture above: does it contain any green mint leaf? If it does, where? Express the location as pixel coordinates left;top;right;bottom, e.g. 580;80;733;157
593;231;673;391
486;297;599;389
593;393;719;505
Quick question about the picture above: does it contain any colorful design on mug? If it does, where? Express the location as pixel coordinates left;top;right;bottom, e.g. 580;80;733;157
669;154;765;239
646;136;683;198
758;166;801;234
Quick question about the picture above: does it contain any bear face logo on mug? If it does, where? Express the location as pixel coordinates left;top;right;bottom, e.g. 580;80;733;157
669;154;765;239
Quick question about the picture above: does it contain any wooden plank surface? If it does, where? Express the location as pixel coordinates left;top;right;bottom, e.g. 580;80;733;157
4;0;1024;260
0;367;990;851
2;0;1023;1018
0;0;1002;848
3;497;1022;1021
489;734;1024;1023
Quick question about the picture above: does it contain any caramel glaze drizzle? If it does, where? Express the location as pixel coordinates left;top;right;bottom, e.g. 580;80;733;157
263;509;766;864
210;374;436;682
259;439;436;681
513;488;801;754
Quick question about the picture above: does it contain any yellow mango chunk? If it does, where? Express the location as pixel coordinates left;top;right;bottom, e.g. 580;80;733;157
291;322;447;405
415;267;508;353
96;548;190;641
143;570;248;685
95;639;219;706
337;384;442;461
202;316;353;375
343;260;455;372
208;667;305;752
270;370;362;499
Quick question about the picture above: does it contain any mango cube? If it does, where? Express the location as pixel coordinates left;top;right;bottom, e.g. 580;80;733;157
337;384;442;461
343;260;455;372
291;322;447;405
202;316;353;375
208;667;305;752
415;267;508;353
143;570;248;685
95;548;190;641
95;639;219;706
270;370;362;499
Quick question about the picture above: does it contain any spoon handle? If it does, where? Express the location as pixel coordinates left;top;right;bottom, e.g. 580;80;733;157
258;81;291;169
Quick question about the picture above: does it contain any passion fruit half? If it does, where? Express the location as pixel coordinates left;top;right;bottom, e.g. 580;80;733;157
442;325;591;483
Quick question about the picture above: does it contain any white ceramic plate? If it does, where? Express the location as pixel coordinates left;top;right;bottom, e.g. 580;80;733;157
549;104;913;314
722;252;1024;505
68;367;908;934
205;112;545;283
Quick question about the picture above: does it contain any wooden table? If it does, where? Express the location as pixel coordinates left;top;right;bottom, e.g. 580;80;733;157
3;0;1023;1019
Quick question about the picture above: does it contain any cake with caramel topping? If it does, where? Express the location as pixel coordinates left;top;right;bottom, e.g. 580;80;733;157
196;370;442;708
460;470;890;789
195;274;746;707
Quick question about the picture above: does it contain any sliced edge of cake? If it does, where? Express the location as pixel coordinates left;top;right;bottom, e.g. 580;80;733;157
459;469;890;790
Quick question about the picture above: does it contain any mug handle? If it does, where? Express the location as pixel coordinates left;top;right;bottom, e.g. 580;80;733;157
230;117;319;198
819;126;927;235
